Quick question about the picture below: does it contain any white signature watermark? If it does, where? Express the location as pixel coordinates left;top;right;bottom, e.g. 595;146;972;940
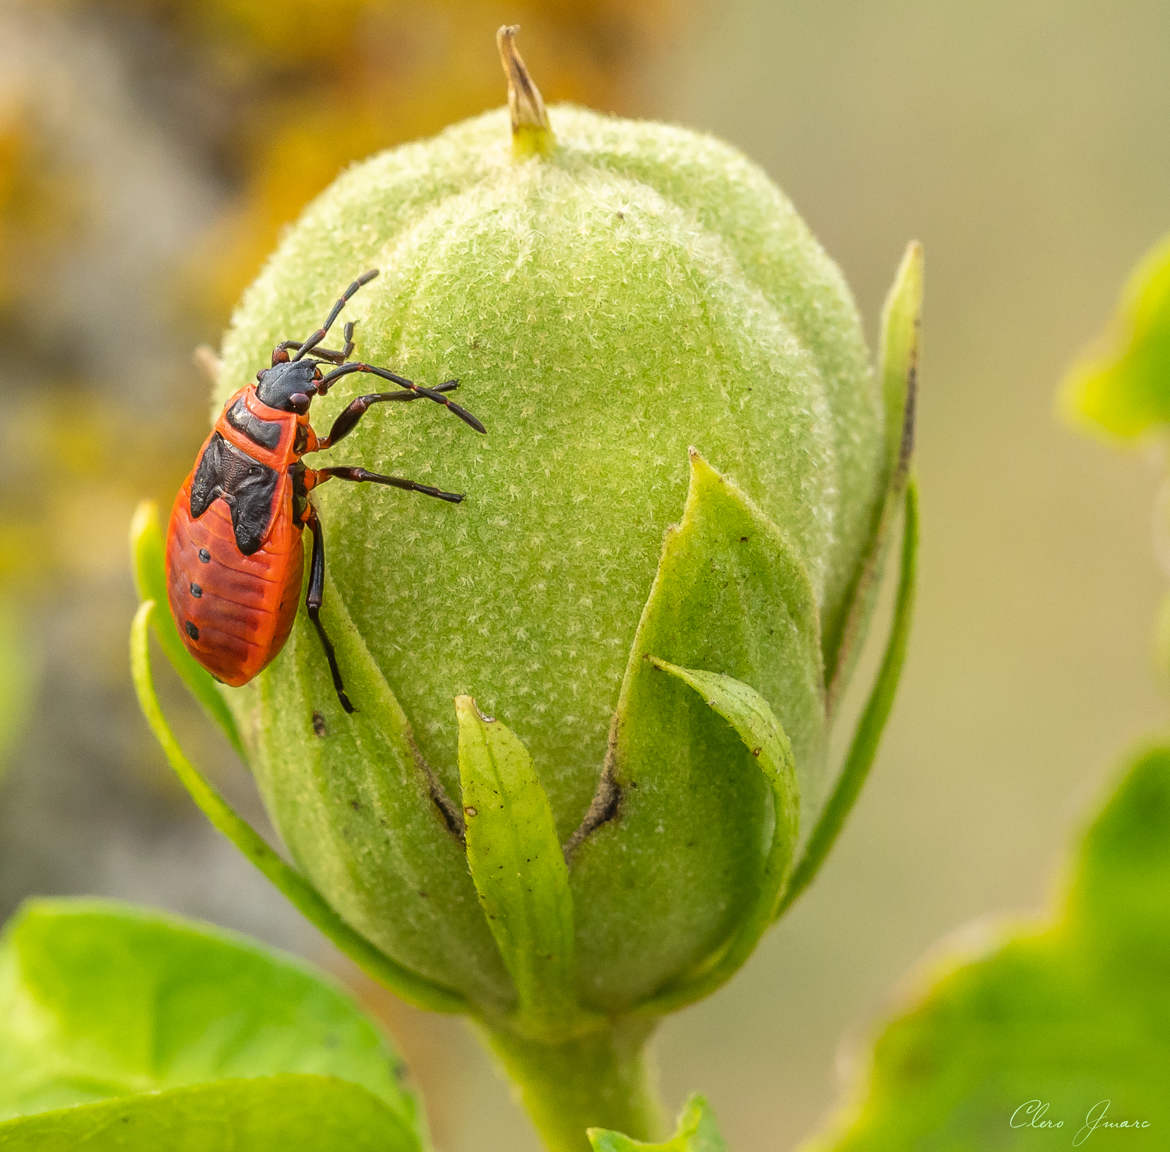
1010;1100;1150;1146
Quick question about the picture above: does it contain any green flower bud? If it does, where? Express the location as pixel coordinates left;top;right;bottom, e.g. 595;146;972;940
211;34;918;1013
133;28;920;1151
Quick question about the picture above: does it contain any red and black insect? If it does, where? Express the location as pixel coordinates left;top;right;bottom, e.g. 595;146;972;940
166;269;483;713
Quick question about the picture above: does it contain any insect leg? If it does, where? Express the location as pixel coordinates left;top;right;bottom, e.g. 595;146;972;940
335;320;357;362
292;322;358;366
293;270;379;361
317;465;465;503
303;505;355;714
319;362;485;433
317;382;461;449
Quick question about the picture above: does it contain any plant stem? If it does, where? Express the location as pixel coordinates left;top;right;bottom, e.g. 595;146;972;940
479;1016;662;1152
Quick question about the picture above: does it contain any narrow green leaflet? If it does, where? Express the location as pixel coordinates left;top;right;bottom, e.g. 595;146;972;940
455;696;588;1037
0;1076;416;1152
130;600;468;1014
129;502;243;759
806;744;1170;1151
638;663;798;1014
589;1095;727;1152
0;899;423;1150
780;482;918;917
824;242;920;706
878;241;923;487
1062;233;1170;440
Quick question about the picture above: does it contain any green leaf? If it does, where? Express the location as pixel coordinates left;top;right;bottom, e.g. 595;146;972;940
0;899;422;1149
129;501;244;759
455;697;590;1037
806;743;1170;1151
589;1095;727;1152
129;600;468;1014
638;663;798;1013
1061;233;1170;440
780;481;918;917
0;1077;418;1151
570;449;824;1013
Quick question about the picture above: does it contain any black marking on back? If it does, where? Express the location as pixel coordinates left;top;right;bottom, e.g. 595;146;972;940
226;397;283;450
189;432;281;555
185;621;200;640
190;583;203;597
198;548;211;563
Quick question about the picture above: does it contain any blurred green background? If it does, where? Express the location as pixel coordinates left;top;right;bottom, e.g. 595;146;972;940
1;1;1168;1150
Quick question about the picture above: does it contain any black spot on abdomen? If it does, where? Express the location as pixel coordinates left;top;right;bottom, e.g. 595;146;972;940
185;621;200;640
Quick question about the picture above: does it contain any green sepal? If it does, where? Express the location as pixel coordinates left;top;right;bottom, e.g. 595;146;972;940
637;661;798;1013
780;481;918;917
825;242;920;705
807;743;1170;1151
589;1095;727;1152
0;898;423;1150
0;1077;420;1152
878;241;922;487
455;697;594;1038
130;600;468;1014
129;501;244;759
247;571;512;1011
1061;232;1170;440
570;449;823;1013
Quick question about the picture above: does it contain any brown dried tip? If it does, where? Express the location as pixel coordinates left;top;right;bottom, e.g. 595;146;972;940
496;25;554;156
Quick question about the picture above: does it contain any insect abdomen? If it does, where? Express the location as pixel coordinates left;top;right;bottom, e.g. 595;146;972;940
166;472;303;685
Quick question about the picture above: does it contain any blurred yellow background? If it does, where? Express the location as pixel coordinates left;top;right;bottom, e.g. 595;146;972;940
1;2;1168;1150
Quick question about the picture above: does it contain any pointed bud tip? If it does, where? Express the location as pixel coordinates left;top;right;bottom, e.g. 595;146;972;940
496;25;554;157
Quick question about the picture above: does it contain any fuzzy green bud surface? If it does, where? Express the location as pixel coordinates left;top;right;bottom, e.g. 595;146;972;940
155;43;923;1142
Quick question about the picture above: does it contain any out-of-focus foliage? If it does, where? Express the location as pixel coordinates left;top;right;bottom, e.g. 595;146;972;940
0;1079;418;1152
0;604;33;779
0;106;75;314
804;744;1170;1151
0;899;425;1150
589;1096;726;1152
90;0;674;320
1062;234;1170;679
1062;234;1170;440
